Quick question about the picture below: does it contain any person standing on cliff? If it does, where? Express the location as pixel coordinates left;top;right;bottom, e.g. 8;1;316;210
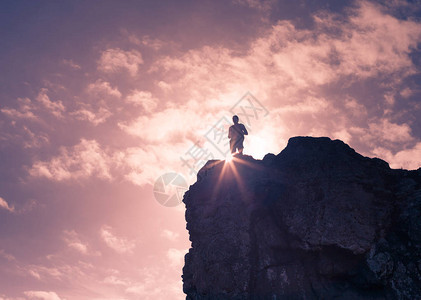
228;115;248;155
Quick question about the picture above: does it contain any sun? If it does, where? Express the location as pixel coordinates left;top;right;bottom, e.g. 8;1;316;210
225;153;234;163
246;136;269;159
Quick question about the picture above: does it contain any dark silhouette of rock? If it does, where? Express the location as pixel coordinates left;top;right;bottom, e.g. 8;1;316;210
182;137;421;299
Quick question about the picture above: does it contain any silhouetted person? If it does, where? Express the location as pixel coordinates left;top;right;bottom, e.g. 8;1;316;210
228;115;248;155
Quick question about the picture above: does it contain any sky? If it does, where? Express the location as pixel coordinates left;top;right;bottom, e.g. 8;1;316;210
0;0;421;299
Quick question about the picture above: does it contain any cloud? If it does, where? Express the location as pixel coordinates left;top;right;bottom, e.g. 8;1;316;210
25;265;62;280
28;137;191;186
36;89;65;118
123;268;165;299
21;126;49;149
0;249;15;261
98;48;143;76
125;284;162;298
367;119;413;143
166;248;186;268
0;197;14;213
23;291;62;300
147;1;421;169
18;0;420;189
17;259;98;298
400;87;413;98
62;59;81;70
125;90;158;112
140;36;165;50
87;79;122;98
114;141;199;186
29;139;112;181
62;230;93;255
101;266;185;300
121;30;168;50
233;0;275;12
161;229;179;241
117;97;273;184
118;106;212;143
373;142;421;170
71;107;112;125
2;89;66;122
1;2;420;299
151;0;421;102
344;98;367;116
29;134;196;187
276;96;330;114
348;118;415;152
155;1;421;94
28;269;42;280
100;225;136;254
323;1;421;78
1;97;37;120
0;98;50;149
103;275;129;286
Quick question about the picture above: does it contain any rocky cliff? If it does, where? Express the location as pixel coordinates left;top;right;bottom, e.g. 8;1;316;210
182;137;421;299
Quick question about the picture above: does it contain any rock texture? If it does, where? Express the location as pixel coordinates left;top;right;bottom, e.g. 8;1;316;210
182;137;421;299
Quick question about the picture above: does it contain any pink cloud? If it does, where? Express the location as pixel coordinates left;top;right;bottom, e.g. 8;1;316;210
27;135;198;187
390;143;421;170
29;139;112;181
348;118;415;156
98;48;143;76
1;97;37;121
100;225;136;254
166;248;186;268
122;267;184;300
23;291;62;300
24;265;62;280
144;1;421;170
36;89;65;118
330;2;421;77
125;90;158;112
87;79;122;98
367;119;413;143
345;98;367;115
0;249;15;261
118;107;206;143
103;275;129;286
1;2;420;299
62;59;81;70
113;144;190;186
233;0;275;12
71;107;112;125
400;87;413;98
275;96;330;114
22;126;50;149
19;0;419;189
62;230;99;256
332;129;353;144
373;142;421;170
0;197;14;213
161;229;179;241
151;0;421;101
141;35;165;50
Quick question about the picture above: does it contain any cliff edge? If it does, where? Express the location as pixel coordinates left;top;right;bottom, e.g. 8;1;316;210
182;137;421;299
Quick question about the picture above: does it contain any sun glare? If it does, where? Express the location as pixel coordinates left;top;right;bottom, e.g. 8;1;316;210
225;153;234;163
246;136;269;159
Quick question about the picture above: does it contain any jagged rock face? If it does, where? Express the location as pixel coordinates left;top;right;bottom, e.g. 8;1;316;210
182;137;421;299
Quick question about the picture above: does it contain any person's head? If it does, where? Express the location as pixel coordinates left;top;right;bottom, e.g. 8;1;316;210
232;115;239;124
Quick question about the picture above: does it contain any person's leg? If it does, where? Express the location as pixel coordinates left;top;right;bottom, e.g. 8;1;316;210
238;137;244;155
230;139;236;154
233;138;241;155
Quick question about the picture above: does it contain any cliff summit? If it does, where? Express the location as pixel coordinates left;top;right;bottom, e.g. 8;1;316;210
183;137;421;299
